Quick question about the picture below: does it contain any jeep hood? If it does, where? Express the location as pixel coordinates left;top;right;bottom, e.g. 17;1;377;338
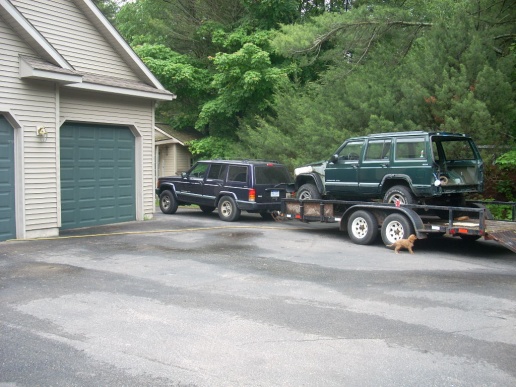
294;161;327;177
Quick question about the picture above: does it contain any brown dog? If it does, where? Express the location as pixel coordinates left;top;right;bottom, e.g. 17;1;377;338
386;234;417;254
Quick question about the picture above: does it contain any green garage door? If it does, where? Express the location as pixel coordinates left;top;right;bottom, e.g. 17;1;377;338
60;123;135;230
0;115;16;241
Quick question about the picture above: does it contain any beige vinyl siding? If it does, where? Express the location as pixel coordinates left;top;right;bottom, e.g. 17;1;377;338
11;0;140;81
60;89;155;218
0;17;60;236
176;146;193;174
157;144;192;177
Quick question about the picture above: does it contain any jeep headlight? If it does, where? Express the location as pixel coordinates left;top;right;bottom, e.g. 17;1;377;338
294;166;313;176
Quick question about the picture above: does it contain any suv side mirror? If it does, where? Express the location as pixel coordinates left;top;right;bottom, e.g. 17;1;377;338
329;154;339;163
181;172;187;179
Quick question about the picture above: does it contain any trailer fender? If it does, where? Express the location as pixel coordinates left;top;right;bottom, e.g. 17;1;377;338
340;204;426;239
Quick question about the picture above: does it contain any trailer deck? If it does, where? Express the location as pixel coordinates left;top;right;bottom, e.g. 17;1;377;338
281;199;516;253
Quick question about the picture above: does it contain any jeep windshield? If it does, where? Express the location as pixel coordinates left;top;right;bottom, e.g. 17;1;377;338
255;165;293;185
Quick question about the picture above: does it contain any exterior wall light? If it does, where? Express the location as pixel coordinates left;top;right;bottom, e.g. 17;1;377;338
37;126;48;142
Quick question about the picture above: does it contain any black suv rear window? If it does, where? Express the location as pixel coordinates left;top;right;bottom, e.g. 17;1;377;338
228;165;248;183
255;166;292;185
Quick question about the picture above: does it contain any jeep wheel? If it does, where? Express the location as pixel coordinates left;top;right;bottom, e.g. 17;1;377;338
218;196;241;222
199;205;215;213
384;185;416;205
159;190;178;214
381;213;415;245
347;210;379;245
297;183;321;200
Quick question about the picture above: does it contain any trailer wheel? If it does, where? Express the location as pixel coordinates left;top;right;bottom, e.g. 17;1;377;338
347;210;379;245
159;190;178;214
381;213;415;245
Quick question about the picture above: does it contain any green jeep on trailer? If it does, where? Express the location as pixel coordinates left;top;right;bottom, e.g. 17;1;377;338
294;131;484;206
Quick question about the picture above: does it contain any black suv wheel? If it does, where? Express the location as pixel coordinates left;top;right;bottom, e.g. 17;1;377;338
218;196;241;222
159;190;178;214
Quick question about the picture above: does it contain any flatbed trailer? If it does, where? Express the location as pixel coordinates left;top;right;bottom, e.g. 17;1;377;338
280;199;516;253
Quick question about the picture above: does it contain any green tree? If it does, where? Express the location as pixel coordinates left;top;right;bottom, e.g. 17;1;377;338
239;0;515;171
93;0;119;23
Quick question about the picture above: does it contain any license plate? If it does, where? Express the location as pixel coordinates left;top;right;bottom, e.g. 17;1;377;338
271;190;280;198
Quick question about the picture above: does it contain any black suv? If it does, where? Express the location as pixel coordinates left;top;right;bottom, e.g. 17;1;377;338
156;160;293;221
294;131;484;206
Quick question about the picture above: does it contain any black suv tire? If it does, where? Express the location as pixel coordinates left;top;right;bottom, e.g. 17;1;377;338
218;196;241;222
160;190;178;214
297;183;321;200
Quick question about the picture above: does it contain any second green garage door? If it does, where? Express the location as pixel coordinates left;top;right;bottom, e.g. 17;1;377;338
60;123;135;230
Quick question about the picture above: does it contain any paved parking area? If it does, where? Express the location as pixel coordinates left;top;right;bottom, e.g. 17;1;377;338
1;208;515;386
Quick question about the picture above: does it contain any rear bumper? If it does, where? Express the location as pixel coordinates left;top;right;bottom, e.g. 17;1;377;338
236;200;282;212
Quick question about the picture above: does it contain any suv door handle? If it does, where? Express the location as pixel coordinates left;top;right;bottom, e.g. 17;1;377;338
381;163;389;168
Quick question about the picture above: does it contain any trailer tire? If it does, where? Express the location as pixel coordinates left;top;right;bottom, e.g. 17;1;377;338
347;210;379;245
381;213;415;245
159;190;178;214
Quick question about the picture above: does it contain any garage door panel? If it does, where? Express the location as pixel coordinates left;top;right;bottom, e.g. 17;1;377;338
60;123;135;230
0;115;16;241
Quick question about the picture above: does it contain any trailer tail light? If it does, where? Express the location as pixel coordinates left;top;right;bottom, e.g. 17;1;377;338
249;188;256;202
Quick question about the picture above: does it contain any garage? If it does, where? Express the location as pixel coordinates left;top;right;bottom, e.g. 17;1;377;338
60;123;136;230
0;115;16;241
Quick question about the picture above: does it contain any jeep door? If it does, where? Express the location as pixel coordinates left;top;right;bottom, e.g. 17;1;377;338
359;139;392;195
324;140;364;198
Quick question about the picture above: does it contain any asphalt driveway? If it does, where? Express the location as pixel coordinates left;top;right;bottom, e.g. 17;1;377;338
1;208;515;386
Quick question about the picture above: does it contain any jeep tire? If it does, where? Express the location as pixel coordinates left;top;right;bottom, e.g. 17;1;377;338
384;185;416;205
159;190;178;214
297;183;321;200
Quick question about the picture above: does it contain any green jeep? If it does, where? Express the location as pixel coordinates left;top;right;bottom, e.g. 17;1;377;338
294;131;484;206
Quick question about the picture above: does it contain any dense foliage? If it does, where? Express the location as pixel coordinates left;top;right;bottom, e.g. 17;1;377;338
106;0;515;199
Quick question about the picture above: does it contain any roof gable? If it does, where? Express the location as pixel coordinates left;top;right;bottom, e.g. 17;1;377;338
1;0;174;100
155;123;203;145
